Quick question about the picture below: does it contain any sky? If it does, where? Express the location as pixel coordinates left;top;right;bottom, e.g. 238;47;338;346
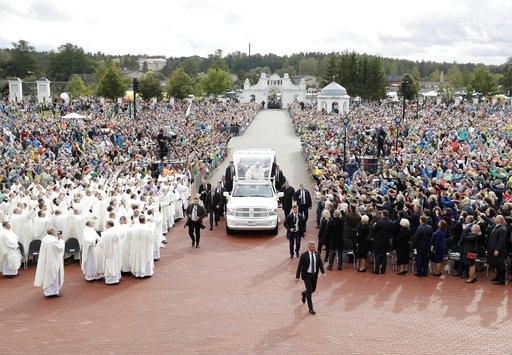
0;0;511;65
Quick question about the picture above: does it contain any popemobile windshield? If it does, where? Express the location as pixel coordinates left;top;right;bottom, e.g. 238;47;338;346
224;149;284;235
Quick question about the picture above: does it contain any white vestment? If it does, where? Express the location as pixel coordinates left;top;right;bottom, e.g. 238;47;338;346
33;216;52;241
96;226;123;284
120;224;133;272
129;223;154;278
0;228;22;276
10;211;34;254
81;226;103;281
34;234;65;296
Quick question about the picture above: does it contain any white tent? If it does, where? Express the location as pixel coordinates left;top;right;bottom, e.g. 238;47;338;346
62;112;85;119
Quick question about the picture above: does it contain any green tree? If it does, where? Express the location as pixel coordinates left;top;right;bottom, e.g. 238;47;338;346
4;40;40;78
141;61;148;73
298;57;319;76
429;69;440;82
47;43;95;81
469;65;498;96
67;74;91;98
139;71;163;101
500;58;512;95
166;67;193;99
96;62;127;100
366;57;387;100
411;66;421;80
400;73;419;100
446;64;463;88
202;67;232;96
322;54;338;84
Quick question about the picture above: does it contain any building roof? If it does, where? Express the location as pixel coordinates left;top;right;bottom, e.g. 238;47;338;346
319;81;347;97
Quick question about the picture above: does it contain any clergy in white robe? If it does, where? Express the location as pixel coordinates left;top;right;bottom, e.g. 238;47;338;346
0;222;22;277
10;207;34;254
129;215;154;278
120;216;133;273
80;221;103;281
92;194;109;233
147;210;162;261
34;228;65;297
96;220;123;285
33;211;52;241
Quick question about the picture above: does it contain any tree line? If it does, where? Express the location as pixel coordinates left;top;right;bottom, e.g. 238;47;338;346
1;40;511;101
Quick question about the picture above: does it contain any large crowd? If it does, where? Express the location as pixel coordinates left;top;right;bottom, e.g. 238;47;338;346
0;98;259;295
289;101;512;284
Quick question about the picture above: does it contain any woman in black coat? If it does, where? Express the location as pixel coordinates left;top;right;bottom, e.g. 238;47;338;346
355;215;370;272
327;210;345;271
461;224;480;283
395;218;412;275
317;210;331;262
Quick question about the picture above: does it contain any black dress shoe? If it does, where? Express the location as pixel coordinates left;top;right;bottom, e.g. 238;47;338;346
192;241;195;247
371;270;380;274
357;268;367;273
210;227;213;230
414;273;423;277
290;255;294;259
301;292;306;304
492;281;505;285
195;244;199;248
326;266;333;271
296;252;299;258
309;309;316;315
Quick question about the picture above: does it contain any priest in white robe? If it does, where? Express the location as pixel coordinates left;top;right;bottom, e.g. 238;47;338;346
81;220;103;281
96;220;123;285
120;216;133;273
34;228;65;297
10;207;34;254
129;215;154;278
33;210;52;241
0;221;22;277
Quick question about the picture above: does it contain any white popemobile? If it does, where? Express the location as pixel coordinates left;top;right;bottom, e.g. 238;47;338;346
224;149;284;235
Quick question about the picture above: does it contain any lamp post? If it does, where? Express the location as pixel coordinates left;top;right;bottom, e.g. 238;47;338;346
395;116;401;153
343;115;349;171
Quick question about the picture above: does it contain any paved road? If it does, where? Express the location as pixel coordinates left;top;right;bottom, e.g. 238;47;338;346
1;109;511;354
210;109;312;191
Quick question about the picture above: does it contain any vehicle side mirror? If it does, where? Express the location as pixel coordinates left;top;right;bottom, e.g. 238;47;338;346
277;192;284;198
223;192;229;197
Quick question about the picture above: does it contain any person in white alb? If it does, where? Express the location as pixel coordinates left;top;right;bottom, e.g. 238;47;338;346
96;220;123;285
34;228;65;297
0;221;22;277
81;220;103;281
129;215;155;278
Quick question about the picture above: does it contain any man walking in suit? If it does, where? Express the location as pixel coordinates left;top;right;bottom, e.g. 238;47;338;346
274;165;286;192
295;241;326;315
204;185;222;230
280;180;295;218
185;197;207;248
481;213;508;285
413;216;433;277
371;210;395;274
225;161;236;193
284;205;305;259
294;183;312;228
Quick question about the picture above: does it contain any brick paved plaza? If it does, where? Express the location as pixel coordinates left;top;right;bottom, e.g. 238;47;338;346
1;216;511;354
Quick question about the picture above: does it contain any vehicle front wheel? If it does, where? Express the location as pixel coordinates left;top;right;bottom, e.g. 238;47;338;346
226;224;234;235
271;222;279;236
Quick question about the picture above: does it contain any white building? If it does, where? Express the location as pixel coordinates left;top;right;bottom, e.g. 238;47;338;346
138;58;167;72
240;73;306;109
316;81;350;114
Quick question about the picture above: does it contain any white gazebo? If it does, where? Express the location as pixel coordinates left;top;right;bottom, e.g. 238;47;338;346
240;73;306;109
316;81;350;113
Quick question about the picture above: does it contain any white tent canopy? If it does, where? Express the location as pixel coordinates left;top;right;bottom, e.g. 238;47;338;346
62;112;85;119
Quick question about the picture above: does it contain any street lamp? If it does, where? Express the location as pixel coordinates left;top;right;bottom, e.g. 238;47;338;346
395;116;401;153
343;115;349;171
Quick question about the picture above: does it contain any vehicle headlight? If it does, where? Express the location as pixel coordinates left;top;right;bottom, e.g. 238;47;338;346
268;208;277;215
227;208;235;216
